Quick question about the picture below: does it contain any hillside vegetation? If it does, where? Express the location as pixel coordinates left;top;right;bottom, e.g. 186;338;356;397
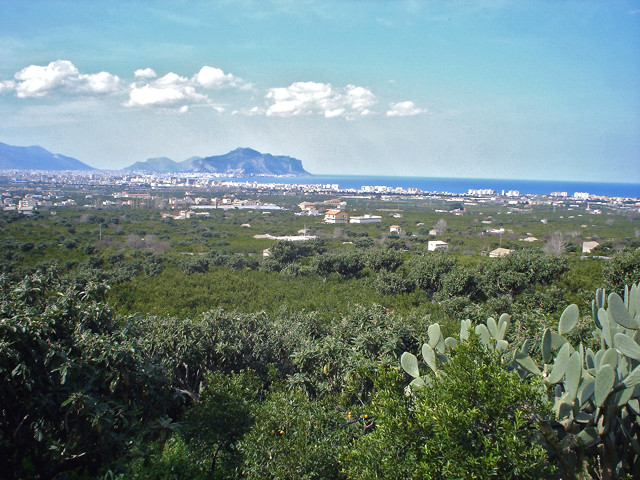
1;193;639;479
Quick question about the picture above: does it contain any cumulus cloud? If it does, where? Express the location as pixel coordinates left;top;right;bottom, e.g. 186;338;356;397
125;66;244;111
126;74;207;110
134;68;157;79
386;101;426;117
4;60;121;98
79;71;121;94
128;85;189;107
193;66;240;88
2;60;244;113
2;60;426;121
0;80;15;94
264;81;376;119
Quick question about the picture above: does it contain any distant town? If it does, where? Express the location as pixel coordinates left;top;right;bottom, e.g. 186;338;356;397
1;170;638;217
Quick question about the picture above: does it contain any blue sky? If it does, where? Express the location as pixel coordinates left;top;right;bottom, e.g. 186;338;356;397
0;0;639;182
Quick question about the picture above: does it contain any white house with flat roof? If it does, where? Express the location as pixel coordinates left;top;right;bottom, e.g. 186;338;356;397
428;240;449;251
350;214;382;224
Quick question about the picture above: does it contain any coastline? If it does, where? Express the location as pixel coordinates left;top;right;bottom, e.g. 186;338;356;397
212;174;640;199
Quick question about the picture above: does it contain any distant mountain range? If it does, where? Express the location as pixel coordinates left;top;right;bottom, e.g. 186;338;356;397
0;141;310;176
125;156;198;173
125;148;309;176
0;142;94;171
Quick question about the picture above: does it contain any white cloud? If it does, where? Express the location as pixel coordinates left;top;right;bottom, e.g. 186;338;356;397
127;85;185;107
264;81;376;119
3;60;411;120
155;72;189;87
126;72;195;109
126;83;207;110
233;106;264;116
193;66;240;88
8;60;120;98
134;68;157;79
80;71;121;94
0;80;15;93
14;60;78;97
386;101;426;117
125;67;244;111
345;85;376;113
3;61;243;113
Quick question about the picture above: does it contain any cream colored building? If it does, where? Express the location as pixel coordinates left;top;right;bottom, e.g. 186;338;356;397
324;209;348;224
489;247;514;258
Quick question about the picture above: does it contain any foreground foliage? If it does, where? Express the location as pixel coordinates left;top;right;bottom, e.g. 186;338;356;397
400;284;640;479
343;339;552;479
2;263;640;479
0;271;175;479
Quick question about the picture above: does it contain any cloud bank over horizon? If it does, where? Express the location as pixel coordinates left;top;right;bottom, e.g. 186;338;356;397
1;60;425;119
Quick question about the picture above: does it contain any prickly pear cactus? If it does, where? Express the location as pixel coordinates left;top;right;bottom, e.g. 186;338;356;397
401;283;640;478
400;313;511;387
513;284;640;477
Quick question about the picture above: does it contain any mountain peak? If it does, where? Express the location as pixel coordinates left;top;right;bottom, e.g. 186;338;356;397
0;142;94;171
125;148;310;176
233;147;260;154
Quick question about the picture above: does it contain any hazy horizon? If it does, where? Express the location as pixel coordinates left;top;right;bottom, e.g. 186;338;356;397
1;0;639;183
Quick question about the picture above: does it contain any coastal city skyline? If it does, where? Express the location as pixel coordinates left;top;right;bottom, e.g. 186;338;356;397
1;1;639;183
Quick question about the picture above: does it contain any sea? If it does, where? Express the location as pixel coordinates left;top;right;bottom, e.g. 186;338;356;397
221;175;640;199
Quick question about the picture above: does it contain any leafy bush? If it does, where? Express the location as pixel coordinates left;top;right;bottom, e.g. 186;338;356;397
365;247;404;273
372;270;414;295
407;252;456;295
314;249;365;279
342;338;553;479
143;255;166;277
238;389;348;480
87;255;105;268
354;237;374;249
602;248;640;292
178;257;209;275
128;436;207;480
437;265;478;299
19;241;34;252
63;237;79;249
478;250;569;298
108;259;143;283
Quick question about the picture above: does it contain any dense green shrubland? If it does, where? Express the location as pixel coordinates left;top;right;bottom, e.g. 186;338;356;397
4;268;640;478
0;200;638;479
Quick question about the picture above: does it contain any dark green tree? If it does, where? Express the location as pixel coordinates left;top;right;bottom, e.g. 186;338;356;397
407;252;456;295
479;250;569;298
238;389;350;480
602;248;640;292
180;370;261;477
365;247;404;273
0;271;174;479
314;250;365;279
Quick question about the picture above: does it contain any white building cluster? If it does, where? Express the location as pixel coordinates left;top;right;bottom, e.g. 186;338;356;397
468;188;495;196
